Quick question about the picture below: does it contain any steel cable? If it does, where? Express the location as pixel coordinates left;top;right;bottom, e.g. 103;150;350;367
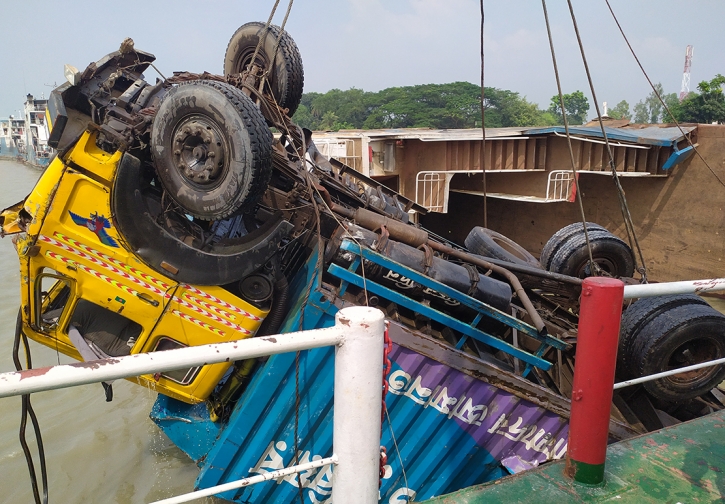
565;0;649;282
479;0;488;228
541;0;598;276
604;0;725;190
246;0;282;75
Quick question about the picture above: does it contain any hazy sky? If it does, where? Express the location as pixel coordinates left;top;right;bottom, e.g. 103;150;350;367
2;0;723;120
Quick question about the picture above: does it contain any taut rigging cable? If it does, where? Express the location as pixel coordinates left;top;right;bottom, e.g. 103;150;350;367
566;0;649;282
604;0;725;190
479;0;488;229
541;0;599;276
13;310;49;504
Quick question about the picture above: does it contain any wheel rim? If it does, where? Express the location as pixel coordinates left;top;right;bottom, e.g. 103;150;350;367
234;45;271;75
171;115;228;188
577;256;618;278
663;336;721;386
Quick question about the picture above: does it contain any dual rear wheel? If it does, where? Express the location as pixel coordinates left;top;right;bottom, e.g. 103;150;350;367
619;295;725;403
151;22;304;221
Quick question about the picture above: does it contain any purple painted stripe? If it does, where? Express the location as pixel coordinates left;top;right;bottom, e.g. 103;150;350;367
388;344;569;465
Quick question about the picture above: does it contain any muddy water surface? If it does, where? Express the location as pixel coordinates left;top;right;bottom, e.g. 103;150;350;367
0;160;218;503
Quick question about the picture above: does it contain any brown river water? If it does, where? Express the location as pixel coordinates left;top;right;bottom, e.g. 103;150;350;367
0;158;722;503
0;160;219;503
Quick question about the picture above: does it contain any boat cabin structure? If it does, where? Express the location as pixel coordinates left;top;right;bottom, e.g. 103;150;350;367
312;122;723;282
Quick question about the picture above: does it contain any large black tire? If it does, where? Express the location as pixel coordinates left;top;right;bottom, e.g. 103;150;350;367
618;294;710;379
465;227;543;269
540;222;607;270
112;153;293;286
628;303;725;402
224;22;304;117
151;80;272;220
547;230;634;278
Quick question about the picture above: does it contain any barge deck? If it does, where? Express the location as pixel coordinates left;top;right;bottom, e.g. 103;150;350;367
423;408;725;503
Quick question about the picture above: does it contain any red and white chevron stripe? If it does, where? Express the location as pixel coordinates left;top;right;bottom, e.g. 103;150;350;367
41;235;164;295
171;310;225;337
183;284;263;322
55;232;171;291
45;250;138;298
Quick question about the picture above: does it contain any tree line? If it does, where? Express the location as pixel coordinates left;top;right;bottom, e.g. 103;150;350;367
291;82;589;131
292;75;725;131
609;74;725;124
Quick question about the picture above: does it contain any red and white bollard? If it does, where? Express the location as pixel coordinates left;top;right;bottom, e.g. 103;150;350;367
566;277;624;485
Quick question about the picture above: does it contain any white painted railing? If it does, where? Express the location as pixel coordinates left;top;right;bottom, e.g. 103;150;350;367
154;456;339;504
623;278;725;299
0;306;386;504
415;168;577;210
316;139;362;172
415;170;478;212
613;357;725;390
545;170;574;201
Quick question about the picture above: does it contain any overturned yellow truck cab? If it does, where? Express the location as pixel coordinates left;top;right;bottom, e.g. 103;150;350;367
4;130;277;404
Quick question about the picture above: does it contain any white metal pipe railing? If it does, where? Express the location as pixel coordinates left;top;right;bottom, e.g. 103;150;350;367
613;356;725;390
623;278;725;299
545;170;574;201
0;306;386;504
333;307;385;502
0;328;344;397
152;456;338;504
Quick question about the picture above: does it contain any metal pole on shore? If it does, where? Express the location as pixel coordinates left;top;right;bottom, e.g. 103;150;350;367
565;277;624;485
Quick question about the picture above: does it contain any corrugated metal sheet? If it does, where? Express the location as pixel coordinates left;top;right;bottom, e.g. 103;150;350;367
312;127;530;143
312;125;696;146
186;341;569;503
151;248;576;502
524;125;696;146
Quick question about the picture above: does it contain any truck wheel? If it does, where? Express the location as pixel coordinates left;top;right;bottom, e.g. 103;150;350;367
618;294;710;379
112;153;294;286
629;303;725;402
540;222;606;270
464;227;543;269
547;230;634;278
151;80;272;220
224;22;304;117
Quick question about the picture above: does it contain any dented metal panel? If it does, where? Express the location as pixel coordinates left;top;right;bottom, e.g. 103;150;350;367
185;339;570;503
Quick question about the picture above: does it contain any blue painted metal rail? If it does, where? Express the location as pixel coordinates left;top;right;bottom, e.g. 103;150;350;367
328;239;569;372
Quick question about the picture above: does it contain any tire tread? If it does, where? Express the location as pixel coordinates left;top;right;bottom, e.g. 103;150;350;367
224;22;304;117
618;294;709;378
153;80;272;220
630;303;725;401
548;231;634;278
540;222;606;270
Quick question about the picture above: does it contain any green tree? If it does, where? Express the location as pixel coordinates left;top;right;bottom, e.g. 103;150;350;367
548;91;590;125
291;104;318;130
294;82;558;131
486;88;554;127
676;74;725;124
661;93;680;123
633;83;668;123
608;100;630;120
